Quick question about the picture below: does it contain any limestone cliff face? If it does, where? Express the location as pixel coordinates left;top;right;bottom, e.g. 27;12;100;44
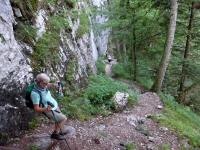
0;0;33;144
0;0;109;144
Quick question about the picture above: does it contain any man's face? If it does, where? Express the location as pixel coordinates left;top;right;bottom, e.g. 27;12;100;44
39;80;48;89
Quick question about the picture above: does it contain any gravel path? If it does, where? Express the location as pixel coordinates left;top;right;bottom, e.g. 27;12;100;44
6;92;181;150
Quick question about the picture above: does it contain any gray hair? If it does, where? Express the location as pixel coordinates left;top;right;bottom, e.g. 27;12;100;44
36;73;50;83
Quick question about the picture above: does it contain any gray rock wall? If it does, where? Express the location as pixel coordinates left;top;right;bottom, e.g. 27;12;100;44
0;0;108;144
0;0;33;145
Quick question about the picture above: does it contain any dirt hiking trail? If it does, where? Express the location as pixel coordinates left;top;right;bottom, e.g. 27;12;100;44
3;91;183;150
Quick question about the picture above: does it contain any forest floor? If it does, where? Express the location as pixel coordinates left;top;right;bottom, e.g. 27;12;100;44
4;87;183;150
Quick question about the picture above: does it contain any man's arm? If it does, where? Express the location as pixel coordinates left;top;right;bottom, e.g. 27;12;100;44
33;104;52;113
47;82;59;89
31;91;50;112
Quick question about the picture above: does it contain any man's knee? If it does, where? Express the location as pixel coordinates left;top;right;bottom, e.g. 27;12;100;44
63;116;67;122
59;113;67;123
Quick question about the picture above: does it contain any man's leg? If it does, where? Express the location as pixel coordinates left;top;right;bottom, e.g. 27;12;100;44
52;109;67;134
54;117;67;133
44;110;66;140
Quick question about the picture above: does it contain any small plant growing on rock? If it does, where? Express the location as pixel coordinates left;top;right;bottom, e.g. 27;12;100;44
76;11;90;38
29;144;39;150
124;142;137;150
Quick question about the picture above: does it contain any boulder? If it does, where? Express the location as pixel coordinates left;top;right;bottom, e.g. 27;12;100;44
113;92;129;111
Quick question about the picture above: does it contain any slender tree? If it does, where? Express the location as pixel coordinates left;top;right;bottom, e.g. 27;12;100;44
131;8;137;81
178;2;200;103
178;2;194;102
153;0;178;92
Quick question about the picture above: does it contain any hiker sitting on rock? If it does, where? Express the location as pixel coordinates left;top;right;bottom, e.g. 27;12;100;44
31;73;67;140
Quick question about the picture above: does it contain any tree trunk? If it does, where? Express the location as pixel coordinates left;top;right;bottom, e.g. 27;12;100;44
193;2;200;9
133;27;137;81
132;10;137;81
153;0;178;92
123;41;127;63
178;3;194;102
115;39;122;61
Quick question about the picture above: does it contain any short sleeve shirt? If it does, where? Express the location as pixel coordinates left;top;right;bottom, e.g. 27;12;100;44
30;86;58;111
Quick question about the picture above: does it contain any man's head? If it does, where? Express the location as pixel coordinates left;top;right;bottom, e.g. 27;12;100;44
36;73;50;89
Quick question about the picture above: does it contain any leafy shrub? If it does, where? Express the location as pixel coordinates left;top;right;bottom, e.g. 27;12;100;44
13;0;38;17
60;75;138;120
71;9;79;21
0;133;9;145
84;75;136;110
61;97;91;120
15;23;37;45
29;144;39;150
27;0;38;12
96;58;106;74
47;14;70;32
28;118;39;129
124;142;137;150
60;97;111;120
32;12;70;72
112;62;132;79
32;32;60;72
46;0;57;5
127;89;138;106
138;77;154;90
136;58;156;89
159;144;171;150
0;34;5;43
76;12;89;38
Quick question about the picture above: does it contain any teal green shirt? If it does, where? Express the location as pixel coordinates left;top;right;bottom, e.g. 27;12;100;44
30;86;58;111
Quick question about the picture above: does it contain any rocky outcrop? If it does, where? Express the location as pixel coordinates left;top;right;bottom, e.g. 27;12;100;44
91;0;110;55
0;0;33;144
41;1;99;87
0;0;109;145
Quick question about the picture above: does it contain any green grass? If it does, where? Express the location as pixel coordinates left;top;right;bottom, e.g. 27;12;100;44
157;94;200;148
125;142;137;150
60;75;138;120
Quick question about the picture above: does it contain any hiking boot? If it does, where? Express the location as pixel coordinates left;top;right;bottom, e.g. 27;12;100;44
51;132;65;140
59;130;69;136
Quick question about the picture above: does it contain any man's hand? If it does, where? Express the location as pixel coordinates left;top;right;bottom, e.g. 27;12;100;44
34;104;52;113
45;105;52;112
47;81;60;89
